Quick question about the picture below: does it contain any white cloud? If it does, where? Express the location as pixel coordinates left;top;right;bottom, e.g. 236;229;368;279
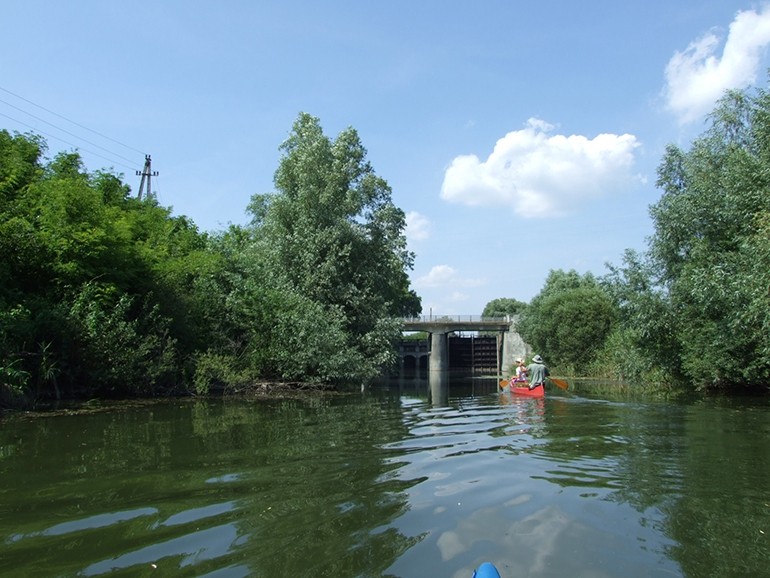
664;6;770;125
440;118;640;218
415;265;458;288
449;291;469;303
405;211;430;242
414;265;485;289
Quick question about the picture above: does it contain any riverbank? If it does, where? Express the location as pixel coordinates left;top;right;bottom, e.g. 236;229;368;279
1;380;343;414
219;380;340;398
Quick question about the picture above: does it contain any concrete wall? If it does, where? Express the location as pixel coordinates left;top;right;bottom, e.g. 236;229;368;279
501;317;531;376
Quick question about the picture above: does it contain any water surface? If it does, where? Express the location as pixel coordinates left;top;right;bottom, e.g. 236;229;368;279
1;378;769;577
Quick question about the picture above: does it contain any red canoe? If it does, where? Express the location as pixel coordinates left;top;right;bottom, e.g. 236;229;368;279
499;379;545;398
509;385;545;398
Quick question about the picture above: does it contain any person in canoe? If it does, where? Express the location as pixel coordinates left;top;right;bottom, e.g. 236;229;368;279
526;354;549;391
509;358;528;385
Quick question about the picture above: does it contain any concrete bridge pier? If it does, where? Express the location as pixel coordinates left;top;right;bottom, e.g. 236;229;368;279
426;331;449;406
429;332;448;375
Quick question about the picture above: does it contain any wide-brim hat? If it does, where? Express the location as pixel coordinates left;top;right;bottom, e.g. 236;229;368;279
532;354;544;363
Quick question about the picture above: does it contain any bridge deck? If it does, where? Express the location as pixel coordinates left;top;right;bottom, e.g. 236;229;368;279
402;316;511;332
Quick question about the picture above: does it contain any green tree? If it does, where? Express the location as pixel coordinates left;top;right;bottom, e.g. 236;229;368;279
518;270;617;371
482;297;528;318
67;283;177;396
1;119;423;403
0;133;202;403
648;88;770;389
598;249;679;385
0;130;44;205
244;113;421;382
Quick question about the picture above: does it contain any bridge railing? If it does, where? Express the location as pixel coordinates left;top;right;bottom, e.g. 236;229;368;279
402;315;512;323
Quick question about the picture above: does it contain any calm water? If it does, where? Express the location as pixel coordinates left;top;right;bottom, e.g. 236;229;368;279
1;377;769;578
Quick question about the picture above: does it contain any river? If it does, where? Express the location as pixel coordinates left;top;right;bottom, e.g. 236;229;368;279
1;377;769;577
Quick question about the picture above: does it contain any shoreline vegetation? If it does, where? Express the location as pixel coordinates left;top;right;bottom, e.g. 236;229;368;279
1;114;421;411
1;381;346;418
5;86;770;410
5;373;768;419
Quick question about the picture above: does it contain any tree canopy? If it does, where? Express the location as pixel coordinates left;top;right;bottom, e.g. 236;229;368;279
7;84;770;402
517;270;616;371
1;115;421;407
491;85;770;392
643;88;770;388
240;113;420;381
482;298;527;318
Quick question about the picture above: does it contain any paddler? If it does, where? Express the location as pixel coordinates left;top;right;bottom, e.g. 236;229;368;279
526;354;549;391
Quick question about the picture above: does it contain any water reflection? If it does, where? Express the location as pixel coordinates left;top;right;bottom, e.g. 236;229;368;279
1;387;770;577
0;397;423;577
390;371;502;406
81;523;240;576
7;507;158;542
497;394;547;438
428;371;448;406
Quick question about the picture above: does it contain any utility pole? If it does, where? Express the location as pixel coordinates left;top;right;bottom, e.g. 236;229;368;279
136;154;158;200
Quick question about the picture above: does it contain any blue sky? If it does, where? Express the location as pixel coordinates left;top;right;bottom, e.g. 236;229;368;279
3;1;770;316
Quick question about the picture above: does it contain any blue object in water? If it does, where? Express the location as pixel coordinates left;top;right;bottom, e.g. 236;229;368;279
473;562;501;578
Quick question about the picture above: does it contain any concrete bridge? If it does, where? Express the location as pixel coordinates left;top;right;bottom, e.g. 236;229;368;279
401;315;529;376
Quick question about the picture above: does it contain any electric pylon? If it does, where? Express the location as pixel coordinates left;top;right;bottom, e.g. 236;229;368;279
136;154;159;200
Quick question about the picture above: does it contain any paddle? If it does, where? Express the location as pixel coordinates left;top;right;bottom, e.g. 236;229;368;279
499;378;530;389
548;376;569;390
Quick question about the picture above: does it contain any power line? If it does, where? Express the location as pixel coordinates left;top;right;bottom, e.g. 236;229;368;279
0;110;138;172
0;96;140;167
0;86;165;204
0;84;145;156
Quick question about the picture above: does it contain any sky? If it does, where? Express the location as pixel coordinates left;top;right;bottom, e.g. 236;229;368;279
3;1;770;316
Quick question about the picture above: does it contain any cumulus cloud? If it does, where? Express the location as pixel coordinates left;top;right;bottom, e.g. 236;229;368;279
440;118;641;218
414;265;485;289
664;6;770;125
405;211;430;242
448;291;470;303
